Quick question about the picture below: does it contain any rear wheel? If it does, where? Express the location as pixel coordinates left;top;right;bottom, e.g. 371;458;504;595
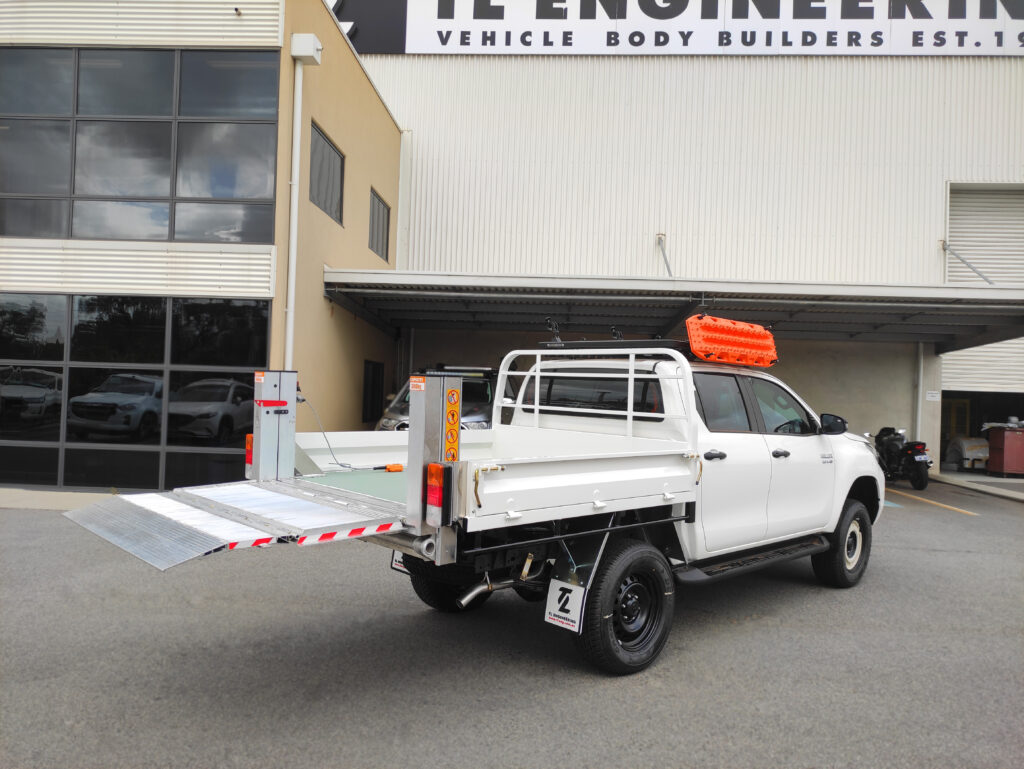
910;462;929;490
575;539;675;675
812;499;872;588
409;574;490;613
402;555;490;613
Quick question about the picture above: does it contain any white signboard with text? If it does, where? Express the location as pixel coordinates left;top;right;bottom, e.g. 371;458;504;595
404;0;1024;55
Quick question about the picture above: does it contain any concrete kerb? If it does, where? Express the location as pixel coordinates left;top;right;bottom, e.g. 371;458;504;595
932;473;1024;504
0;488;114;512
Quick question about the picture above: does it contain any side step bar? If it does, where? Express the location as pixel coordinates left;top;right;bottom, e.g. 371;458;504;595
673;535;830;585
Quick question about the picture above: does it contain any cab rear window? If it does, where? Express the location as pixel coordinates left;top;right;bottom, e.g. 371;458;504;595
520;370;664;421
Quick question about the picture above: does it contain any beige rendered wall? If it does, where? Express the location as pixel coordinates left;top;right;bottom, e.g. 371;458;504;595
271;0;402;431
412;331;943;454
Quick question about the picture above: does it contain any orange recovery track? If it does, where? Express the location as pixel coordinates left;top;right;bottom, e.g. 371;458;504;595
685;314;778;368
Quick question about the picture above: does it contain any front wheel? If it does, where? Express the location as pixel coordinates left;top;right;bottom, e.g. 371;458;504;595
575;539;675;675
812;499;872;588
910;462;929;490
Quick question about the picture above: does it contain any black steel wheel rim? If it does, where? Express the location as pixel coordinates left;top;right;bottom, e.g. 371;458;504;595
613;571;661;651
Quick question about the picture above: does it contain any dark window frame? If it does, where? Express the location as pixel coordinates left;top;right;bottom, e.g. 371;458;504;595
0;47;279;244
369;188;390;261
692;372;758;434
741;375;819;436
310;122;345;225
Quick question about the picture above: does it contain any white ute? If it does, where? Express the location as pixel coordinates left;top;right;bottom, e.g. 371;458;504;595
66;316;884;675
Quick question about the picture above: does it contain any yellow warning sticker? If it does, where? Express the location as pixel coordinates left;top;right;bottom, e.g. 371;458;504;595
444;388;460;461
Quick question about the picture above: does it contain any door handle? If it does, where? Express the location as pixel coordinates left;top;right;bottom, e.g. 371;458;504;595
772;449;791;458
703;450;727;460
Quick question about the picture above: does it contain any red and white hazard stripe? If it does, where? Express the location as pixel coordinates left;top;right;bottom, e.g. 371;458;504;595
227;537;274;550
297;521;398;546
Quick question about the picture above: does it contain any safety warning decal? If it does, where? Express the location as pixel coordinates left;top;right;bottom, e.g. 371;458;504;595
254;371;265;383
444;387;460;461
409;376;426;392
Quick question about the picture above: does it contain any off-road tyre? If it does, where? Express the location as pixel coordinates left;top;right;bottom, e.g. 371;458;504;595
513;584;547;602
812;498;872;588
910;463;929;490
402;555;490;613
574;539;675;675
409;574;491;612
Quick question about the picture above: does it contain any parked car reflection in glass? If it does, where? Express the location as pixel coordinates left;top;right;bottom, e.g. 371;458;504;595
0;366;63;439
68;373;162;443
169;378;252;447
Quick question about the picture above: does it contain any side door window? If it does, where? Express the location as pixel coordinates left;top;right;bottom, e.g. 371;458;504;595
747;378;816;435
692;373;752;432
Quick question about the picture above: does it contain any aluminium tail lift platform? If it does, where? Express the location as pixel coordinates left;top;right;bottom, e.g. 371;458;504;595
64;371;452;570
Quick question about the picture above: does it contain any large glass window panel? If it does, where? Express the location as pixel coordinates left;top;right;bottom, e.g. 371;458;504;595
71;296;166;364
0;119;71;195
0;446;58;486
0;199;68;238
64;448;159;489
0;49;73;115
165;451;245;489
171;299;268;367
75;121;172;197
179;51;279;118
72;201;169;240
175;123;276;199
0;365;63;441
0;294;67;361
173;202;273;244
77;50;174;116
168;371;254;447
66;368;163;445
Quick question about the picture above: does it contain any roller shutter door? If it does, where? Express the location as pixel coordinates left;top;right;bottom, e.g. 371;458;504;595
946;188;1024;285
943;188;1024;392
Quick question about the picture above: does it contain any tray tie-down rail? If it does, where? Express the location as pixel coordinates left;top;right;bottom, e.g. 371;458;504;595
64;476;406;571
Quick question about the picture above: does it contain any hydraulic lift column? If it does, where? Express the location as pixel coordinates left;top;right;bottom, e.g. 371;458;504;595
406;372;462;564
247;370;298;481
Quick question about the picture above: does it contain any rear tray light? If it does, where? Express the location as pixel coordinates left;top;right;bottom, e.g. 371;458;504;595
424;462;453;527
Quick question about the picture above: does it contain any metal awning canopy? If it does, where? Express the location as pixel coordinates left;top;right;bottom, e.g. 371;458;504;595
324;270;1024;354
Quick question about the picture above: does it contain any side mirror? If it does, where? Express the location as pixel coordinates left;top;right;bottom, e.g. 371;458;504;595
820;413;848;435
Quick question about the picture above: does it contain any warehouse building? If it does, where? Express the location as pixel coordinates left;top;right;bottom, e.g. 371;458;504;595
0;0;400;489
1;0;1022;491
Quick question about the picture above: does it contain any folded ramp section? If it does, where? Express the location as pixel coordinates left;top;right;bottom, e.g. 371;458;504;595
65;493;275;571
180;478;406;546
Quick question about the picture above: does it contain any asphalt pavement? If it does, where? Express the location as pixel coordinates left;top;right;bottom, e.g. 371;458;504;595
1;483;1021;769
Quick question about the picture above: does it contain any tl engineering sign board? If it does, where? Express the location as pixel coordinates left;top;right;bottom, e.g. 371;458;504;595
337;0;1024;56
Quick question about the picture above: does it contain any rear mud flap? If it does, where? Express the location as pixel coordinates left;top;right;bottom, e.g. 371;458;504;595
544;533;610;634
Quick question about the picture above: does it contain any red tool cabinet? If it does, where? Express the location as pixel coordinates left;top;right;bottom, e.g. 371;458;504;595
988;428;1024;475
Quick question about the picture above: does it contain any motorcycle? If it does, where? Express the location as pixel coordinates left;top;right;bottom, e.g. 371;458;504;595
871;426;933;490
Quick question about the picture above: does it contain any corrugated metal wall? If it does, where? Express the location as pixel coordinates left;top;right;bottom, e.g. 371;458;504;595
364;55;1024;284
0;0;282;47
947;188;1024;285
942;338;1024;393
0;241;276;298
